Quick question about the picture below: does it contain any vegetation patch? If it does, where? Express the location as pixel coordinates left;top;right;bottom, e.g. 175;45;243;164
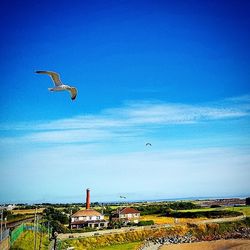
187;217;250;240
140;214;206;224
4;210;33;223
60;227;188;250
166;210;243;218
226;206;250;216
10;231;49;250
94;241;141;250
43;207;70;233
137;220;154;226
136;202;200;215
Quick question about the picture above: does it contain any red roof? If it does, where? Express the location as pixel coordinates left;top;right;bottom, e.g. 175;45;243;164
119;207;140;215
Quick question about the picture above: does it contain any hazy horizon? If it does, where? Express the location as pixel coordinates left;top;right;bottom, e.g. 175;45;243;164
1;193;249;205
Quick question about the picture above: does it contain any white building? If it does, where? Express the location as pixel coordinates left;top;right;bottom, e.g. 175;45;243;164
70;189;108;229
71;209;108;229
111;207;140;224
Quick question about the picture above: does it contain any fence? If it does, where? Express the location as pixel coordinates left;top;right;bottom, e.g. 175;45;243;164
1;228;10;241
10;224;25;244
24;224;48;233
10;223;49;245
0;229;10;250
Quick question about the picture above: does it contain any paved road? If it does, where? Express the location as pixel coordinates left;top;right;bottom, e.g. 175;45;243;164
195;215;246;224
58;226;155;240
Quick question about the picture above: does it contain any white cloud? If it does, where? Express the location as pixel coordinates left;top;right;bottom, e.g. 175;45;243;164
0;95;249;145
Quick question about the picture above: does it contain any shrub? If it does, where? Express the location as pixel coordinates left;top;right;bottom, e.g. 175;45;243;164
44;207;68;224
169;202;200;210
50;220;70;234
136;202;200;215
210;205;221;208
138;220;154;226
246;197;250;205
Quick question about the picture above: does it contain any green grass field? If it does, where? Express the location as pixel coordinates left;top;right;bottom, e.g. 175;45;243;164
179;207;218;212
179;206;250;216
140;206;250;224
226;206;250;216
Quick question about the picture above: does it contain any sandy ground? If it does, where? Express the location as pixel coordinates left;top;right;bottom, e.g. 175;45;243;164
159;239;250;250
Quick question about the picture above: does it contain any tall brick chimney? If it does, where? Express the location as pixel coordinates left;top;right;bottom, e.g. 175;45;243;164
86;188;90;209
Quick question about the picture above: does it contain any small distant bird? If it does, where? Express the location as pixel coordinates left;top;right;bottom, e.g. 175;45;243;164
120;196;126;199
36;70;77;100
146;143;152;146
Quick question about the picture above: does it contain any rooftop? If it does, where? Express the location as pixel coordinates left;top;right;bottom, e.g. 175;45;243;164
72;209;102;217
113;207;140;215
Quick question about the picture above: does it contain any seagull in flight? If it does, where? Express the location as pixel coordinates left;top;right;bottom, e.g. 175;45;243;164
120;196;126;199
35;71;77;100
146;143;152;146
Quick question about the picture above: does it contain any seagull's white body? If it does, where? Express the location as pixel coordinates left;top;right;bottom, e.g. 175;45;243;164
36;70;77;100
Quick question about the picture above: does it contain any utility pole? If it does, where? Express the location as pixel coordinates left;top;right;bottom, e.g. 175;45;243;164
0;207;3;241
48;221;50;239
69;210;72;229
38;223;43;250
36;212;39;244
34;207;37;250
5;217;7;230
118;207;120;224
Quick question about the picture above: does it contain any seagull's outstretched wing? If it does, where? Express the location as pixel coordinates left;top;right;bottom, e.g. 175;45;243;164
68;87;77;100
36;71;62;86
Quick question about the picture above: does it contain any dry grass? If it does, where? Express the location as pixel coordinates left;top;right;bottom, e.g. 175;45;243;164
94;241;141;250
61;227;188;250
12;208;44;215
140;215;206;225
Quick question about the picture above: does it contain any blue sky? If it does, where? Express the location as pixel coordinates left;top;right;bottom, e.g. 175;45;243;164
0;0;250;204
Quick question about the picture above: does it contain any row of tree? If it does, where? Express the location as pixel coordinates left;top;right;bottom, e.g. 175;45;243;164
135;202;200;215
